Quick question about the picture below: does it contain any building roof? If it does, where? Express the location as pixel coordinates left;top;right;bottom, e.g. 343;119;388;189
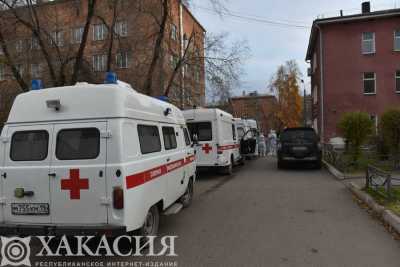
230;94;276;101
306;8;400;60
7;82;185;125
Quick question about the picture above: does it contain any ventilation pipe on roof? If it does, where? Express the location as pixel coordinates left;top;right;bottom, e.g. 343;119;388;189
362;2;371;13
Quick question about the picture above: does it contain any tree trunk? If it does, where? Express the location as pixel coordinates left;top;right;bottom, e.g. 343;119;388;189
144;0;169;96
71;0;97;84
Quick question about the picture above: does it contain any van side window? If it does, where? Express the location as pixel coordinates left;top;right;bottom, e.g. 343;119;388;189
138;125;161;154
162;127;177;150
187;122;212;141
56;128;100;160
10;130;49;161
183;128;191;146
232;124;236;140
237;127;245;139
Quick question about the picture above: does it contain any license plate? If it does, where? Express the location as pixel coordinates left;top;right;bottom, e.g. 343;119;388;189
292;146;307;151
11;203;49;215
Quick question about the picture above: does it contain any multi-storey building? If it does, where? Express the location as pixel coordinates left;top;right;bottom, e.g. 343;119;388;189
306;2;400;142
228;92;278;135
0;0;206;124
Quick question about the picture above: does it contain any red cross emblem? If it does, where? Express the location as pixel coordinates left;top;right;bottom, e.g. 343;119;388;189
61;169;89;200
202;143;213;154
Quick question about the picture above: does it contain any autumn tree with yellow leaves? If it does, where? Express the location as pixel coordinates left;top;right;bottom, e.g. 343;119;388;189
269;60;303;131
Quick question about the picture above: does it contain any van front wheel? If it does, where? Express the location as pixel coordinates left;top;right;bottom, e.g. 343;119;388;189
139;205;160;237
180;178;194;208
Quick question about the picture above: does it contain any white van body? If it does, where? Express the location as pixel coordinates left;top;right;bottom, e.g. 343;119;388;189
183;109;240;172
243;119;259;158
233;118;249;141
0;82;196;235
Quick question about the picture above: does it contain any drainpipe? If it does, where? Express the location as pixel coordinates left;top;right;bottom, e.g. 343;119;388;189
179;2;185;109
316;24;325;143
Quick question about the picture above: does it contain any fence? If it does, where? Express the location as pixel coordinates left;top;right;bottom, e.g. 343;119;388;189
365;165;400;200
323;144;350;173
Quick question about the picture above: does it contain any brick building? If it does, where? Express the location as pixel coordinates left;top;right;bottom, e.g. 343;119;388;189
306;2;400;142
0;0;205;124
228;92;278;135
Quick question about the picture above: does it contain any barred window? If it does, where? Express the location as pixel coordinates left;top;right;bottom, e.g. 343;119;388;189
93;24;108;41
30;63;41;79
114;21;128;37
72;27;84;44
116;52;129;68
50;31;64;47
92;54;107;72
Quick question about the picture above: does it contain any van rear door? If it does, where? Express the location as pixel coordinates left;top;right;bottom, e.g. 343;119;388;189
187;121;215;166
50;122;107;224
3;125;53;224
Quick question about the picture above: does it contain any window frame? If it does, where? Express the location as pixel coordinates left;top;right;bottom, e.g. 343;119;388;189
92;54;107;72
30;63;41;79
362;32;375;55
93;24;108;41
396;71;400;93
55;128;100;161
114;21;128;37
187;121;213;142
10;130;49;162
363;72;376;95
0;64;4;81
394;30;400;51
116;51;129;69
183;128;191;146
137;125;162;155
71;27;84;44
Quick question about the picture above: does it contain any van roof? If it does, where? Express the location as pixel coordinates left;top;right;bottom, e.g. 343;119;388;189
6;82;185;125
182;108;233;121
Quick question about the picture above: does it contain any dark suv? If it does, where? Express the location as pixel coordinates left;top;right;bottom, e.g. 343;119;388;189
277;128;322;169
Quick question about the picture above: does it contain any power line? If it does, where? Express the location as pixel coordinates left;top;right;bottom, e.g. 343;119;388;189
194;5;310;29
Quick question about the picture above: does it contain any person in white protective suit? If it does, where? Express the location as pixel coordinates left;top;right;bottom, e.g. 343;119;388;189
258;133;267;157
268;130;277;156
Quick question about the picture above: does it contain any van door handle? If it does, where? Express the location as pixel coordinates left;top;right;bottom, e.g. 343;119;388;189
166;158;171;162
1;173;6;179
48;173;56;177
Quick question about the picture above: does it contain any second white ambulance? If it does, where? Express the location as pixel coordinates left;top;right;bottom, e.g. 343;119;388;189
183;108;240;174
0;77;196;236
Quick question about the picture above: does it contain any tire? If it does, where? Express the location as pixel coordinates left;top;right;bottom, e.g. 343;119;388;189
315;161;322;170
138;205;160;237
239;157;245;166
277;160;285;169
180;178;194;208
221;158;233;175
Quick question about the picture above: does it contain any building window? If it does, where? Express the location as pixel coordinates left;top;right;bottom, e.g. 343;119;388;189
93;24;108;41
171;24;177;41
395;30;400;51
114;21;128;37
92;54;107;72
0;64;4;81
71;27;84;44
363;72;376;94
30;37;39;50
15;64;24;77
116;52;128;69
50;31;64;47
15;40;24;53
396;71;400;93
362;32;375;54
30;63;41;78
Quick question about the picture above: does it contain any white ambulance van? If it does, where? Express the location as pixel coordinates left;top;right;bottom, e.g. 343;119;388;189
242;119;259;159
183;108;240;174
0;78;196;236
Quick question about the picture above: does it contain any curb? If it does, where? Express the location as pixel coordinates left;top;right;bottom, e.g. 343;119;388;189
323;160;345;180
348;182;400;234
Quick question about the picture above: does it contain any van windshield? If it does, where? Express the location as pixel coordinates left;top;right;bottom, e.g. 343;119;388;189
280;129;317;142
187;122;212;141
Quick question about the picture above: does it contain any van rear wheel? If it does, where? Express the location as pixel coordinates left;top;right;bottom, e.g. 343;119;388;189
139;205;160;237
221;158;233;175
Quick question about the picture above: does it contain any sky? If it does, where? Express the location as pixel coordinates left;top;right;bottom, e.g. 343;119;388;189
189;0;400;96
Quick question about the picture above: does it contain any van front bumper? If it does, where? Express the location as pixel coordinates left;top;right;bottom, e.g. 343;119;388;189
0;223;126;237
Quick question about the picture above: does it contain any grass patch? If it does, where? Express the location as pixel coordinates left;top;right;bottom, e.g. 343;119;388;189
364;186;400;216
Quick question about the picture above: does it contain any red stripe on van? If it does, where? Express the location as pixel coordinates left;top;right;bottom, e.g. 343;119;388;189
217;144;240;152
126;155;196;189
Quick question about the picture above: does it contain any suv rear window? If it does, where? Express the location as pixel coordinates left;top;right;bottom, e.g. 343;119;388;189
10;130;49;161
280;129;317;142
187;122;212;141
56;128;100;160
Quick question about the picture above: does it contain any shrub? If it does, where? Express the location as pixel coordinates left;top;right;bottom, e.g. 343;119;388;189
380;109;400;168
338;112;374;162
